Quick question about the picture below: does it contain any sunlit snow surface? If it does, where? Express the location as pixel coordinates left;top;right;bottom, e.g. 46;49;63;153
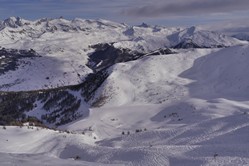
1;18;249;165
1;45;249;165
0;17;246;91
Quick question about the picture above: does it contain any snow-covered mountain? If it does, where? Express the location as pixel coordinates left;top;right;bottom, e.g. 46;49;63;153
0;17;246;91
168;26;244;48
90;45;249;107
1;44;249;166
1;17;249;165
232;33;249;41
199;19;249;42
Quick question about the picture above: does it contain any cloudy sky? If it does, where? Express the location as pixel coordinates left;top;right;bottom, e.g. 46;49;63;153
0;0;249;26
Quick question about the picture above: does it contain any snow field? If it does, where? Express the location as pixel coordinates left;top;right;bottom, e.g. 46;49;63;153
1;17;249;165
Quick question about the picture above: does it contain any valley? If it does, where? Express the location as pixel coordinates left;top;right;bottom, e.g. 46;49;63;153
0;17;249;166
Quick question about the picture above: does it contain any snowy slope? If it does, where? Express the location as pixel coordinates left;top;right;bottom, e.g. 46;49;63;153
1;45;249;165
1;17;249;165
232;33;249;41
89;48;216;107
180;45;249;100
1;100;249;165
59;45;249;165
168;26;245;48
0;17;128;91
0;17;246;91
0;126;118;166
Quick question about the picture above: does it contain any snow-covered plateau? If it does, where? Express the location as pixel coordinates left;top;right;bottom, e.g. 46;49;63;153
0;17;249;165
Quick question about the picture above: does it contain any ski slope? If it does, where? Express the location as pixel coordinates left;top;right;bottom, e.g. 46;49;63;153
1;101;249;165
1;45;249;165
90;48;216;106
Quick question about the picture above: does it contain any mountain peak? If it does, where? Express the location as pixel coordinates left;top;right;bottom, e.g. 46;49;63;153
137;22;150;28
2;16;31;28
3;16;22;27
186;26;197;34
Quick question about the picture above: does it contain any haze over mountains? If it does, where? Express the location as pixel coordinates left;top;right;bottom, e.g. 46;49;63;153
0;17;249;166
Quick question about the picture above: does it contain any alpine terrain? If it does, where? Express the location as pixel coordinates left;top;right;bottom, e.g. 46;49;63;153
0;17;249;166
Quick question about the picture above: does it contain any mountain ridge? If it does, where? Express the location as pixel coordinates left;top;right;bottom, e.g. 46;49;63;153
1;17;249;165
0;16;248;126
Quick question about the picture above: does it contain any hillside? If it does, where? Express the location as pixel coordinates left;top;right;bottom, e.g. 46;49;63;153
0;17;249;165
1;45;249;165
0;17;246;91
